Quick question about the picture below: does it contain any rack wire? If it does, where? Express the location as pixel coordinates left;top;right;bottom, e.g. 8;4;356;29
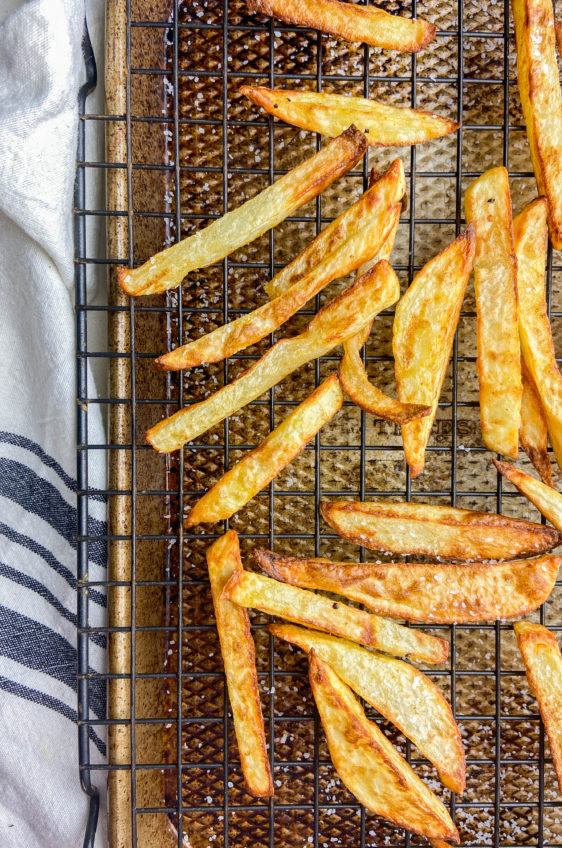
76;1;562;846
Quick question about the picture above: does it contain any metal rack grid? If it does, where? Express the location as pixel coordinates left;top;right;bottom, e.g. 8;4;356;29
75;1;562;847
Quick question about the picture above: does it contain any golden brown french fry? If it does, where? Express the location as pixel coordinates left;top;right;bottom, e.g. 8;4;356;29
186;375;343;526
118;126;367;296
393;227;475;477
222;569;449;664
430;841;456;848
337;189;430;424
155;203;401;371
494;459;562;530
270;623;465;794
241;86;459;147
255;549;560;624
520;358;553;485
320;499;561;560
266;159;406;300
207;531;272;797
146;260;399;452
247;0;436;53
465;166;521;459
514;198;562;473
514;621;562;793
308;652;459;842
555;20;562;55
513;0;562;249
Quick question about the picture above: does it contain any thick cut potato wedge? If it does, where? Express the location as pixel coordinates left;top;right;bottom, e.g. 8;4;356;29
207;532;272;797
187;375;343;526
156;202;401;371
118;126;367;296
494;459;562;530
520;358;553;485
513;0;562;249
256;550;560;624
514;198;562;473
514;621;562;793
241;87;459;147
247;0;436;53
267;159;406;300
393;227;475;477
465;167;521;458
308;653;459;842
320;500;561;560
147;261;399;452
270;623;465;793
222;569;449;664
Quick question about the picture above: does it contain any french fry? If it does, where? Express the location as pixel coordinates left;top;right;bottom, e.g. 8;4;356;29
337;183;431;424
222;569;449;664
242;86;459;147
246;0;436;53
206;531;272;797
556;20;562;55
320;500;562;560
520;358;553;485
270;623;465;793
118;126;367;296
155;203;401;371
465;166;521;458
308;652;459;842
393;227;475;477
514;621;562;793
266;159;406;300
514;198;562;473
146;260;399;452
494;459;562;530
255;549;560;624
186;375;343;526
513;0;562;249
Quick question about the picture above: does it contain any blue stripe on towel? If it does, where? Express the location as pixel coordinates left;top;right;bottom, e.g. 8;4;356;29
0;674;106;756
0;520;106;606
0;457;106;567
0;604;106;720
0;431;106;502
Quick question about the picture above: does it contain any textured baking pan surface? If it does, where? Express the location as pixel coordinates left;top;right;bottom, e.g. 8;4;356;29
77;0;562;845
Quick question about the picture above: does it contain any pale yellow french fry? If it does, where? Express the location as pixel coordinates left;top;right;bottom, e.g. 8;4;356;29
514;198;562;473
465;166;521;458
146;260;399;452
256;549;560;624
155;203;400;371
267;159;406;300
222;569;449;665
118;126;367;296
241;86;459;147
520;358;553;485
308;652;459;842
247;0;436;52
186;375;343;526
269;623;465;794
514;621;562;794
207;531;272;797
320;499;562;560
393;227;475;477
494;459;562;530
513;0;562;248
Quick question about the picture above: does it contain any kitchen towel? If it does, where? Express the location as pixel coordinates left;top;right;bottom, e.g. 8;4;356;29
0;0;108;845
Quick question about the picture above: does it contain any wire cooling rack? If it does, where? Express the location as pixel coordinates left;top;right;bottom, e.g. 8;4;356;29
75;1;562;846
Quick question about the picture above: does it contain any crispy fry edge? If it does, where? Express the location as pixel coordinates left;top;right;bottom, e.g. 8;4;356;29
207;531;273;797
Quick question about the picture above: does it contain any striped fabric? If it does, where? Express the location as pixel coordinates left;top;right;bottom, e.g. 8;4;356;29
0;0;107;845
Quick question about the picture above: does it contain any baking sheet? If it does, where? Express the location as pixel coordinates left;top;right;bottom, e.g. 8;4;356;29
104;0;562;845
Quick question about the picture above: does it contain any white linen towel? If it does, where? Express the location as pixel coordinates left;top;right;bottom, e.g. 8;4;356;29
0;0;107;845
